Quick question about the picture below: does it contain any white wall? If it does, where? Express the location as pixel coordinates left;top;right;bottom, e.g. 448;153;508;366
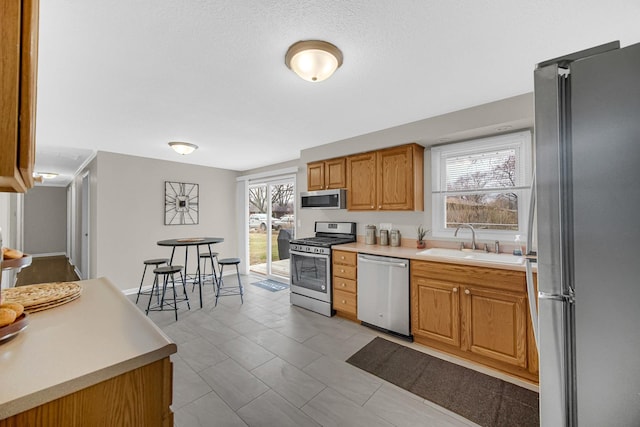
76;151;238;292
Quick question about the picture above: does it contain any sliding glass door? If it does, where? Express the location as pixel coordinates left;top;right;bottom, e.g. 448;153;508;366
248;178;295;280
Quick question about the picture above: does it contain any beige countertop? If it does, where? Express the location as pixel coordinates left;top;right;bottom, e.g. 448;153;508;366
334;242;531;272
0;277;177;419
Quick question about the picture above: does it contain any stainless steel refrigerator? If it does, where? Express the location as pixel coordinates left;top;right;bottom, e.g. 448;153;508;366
529;41;640;426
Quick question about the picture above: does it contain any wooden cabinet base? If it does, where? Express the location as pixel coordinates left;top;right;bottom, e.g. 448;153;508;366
0;358;174;427
334;310;358;322
413;334;539;384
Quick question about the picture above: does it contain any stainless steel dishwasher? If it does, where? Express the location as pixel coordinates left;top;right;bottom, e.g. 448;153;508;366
357;253;411;338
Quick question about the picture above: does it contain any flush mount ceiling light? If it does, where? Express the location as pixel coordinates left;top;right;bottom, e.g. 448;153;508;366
285;40;343;82
36;172;58;179
168;141;198;155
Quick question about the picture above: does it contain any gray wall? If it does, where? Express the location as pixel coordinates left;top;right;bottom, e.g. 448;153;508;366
295;93;534;243
23;186;67;255
75;151;239;292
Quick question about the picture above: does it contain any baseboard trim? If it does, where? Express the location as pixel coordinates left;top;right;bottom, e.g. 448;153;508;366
30;252;67;258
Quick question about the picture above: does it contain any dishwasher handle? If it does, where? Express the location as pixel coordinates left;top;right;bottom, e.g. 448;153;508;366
358;255;407;268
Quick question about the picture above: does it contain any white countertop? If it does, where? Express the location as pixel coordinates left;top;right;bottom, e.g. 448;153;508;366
334;242;531;272
0;277;177;419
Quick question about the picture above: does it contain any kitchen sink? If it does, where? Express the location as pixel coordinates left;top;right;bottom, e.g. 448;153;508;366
417;248;524;265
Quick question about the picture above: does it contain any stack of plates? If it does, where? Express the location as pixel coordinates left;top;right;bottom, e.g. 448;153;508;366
1;282;82;313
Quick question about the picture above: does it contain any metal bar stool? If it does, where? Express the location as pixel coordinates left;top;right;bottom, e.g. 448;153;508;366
146;265;190;321
135;258;169;304
215;258;244;307
198;251;220;289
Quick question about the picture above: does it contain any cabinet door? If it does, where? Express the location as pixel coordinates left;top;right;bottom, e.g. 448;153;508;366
461;286;527;368
346;152;376;210
0;0;37;193
307;161;325;191
411;276;460;347
377;145;413;210
325;157;346;189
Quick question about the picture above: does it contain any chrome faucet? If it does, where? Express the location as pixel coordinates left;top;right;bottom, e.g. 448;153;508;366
454;223;476;250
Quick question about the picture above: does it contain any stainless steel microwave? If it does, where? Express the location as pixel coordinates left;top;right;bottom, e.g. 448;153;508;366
300;189;346;209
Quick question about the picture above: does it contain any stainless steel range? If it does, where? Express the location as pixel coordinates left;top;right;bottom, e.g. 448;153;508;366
289;221;356;316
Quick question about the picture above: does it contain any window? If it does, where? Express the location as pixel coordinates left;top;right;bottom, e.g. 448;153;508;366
431;131;532;241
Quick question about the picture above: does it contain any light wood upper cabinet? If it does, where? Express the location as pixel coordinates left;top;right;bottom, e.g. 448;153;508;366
307;157;346;191
345;152;376;210
0;0;39;193
347;143;424;211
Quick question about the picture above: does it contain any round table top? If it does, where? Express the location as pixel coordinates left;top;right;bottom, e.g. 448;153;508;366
157;237;224;247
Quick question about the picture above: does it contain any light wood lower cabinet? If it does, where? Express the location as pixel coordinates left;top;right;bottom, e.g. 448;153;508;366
411;260;539;383
332;250;357;320
0;358;174;427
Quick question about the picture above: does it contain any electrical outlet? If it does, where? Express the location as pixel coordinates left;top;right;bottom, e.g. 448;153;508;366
379;223;392;230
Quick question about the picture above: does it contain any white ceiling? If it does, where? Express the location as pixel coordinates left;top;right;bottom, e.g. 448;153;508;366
34;0;640;185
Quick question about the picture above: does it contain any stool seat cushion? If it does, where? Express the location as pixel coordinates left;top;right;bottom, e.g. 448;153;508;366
199;252;219;258
154;265;183;274
218;257;240;265
144;258;169;265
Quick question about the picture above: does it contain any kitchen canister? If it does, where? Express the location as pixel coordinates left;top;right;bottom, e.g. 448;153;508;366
390;229;401;247
379;229;389;246
365;224;377;245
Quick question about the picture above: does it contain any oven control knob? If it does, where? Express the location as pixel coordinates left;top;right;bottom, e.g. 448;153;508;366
321;285;326;290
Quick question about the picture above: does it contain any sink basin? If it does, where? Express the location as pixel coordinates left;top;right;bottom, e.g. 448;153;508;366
417;248;524;265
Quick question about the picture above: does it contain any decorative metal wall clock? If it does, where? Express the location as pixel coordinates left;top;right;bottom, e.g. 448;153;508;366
165;181;199;225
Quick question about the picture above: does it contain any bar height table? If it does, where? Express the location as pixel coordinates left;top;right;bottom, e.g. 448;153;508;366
157;237;224;308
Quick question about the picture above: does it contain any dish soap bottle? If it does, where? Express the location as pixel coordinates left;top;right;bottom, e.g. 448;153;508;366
513;235;523;256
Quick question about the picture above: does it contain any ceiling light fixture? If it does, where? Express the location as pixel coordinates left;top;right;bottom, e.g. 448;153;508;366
285;40;343;82
36;172;58;179
168;141;198;155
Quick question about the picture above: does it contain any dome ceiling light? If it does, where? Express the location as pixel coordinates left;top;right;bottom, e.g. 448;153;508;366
168;141;198;155
285;40;343;82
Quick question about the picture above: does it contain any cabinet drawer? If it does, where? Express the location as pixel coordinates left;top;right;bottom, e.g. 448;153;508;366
333;289;357;315
333;264;356;280
333;250;357;266
333;277;357;293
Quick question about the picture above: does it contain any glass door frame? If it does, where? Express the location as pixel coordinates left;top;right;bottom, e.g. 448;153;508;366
247;176;295;282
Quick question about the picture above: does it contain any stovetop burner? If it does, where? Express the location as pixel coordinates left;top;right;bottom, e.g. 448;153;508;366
289;221;357;249
290;236;355;247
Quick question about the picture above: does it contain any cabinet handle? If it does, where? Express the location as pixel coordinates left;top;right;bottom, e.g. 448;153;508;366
378;205;381;209
371;205;374;208
340;269;344;273
341;283;346;287
453;287;458;293
340;256;345;260
465;289;470;295
341;300;346;304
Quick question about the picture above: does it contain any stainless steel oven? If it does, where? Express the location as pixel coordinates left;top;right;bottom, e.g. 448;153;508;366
289;221;356;316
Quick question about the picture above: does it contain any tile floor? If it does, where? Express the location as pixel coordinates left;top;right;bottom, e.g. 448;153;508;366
130;274;482;427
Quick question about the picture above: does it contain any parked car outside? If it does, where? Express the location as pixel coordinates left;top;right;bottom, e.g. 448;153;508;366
249;213;277;231
273;214;295;230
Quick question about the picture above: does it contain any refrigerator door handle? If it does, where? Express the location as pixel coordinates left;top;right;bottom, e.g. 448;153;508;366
526;172;536;256
539;290;575;303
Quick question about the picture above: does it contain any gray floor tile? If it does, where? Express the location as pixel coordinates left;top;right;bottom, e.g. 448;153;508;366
172;355;213;410
304;331;375;361
236;390;320;427
251;357;326;408
218;335;276;370
199;357;269;410
177;337;229;373
301;387;394;427
244;328;322;369
303;355;382;406
364;383;480;427
174;391;248;427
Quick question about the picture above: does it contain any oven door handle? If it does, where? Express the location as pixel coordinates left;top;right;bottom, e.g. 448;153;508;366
290;250;328;259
